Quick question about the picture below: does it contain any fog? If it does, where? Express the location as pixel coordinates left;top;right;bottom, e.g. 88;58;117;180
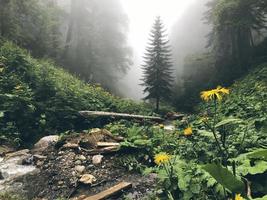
118;0;209;100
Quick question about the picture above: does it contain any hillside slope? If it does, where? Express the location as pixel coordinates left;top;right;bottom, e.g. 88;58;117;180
219;63;267;122
218;64;267;149
0;41;151;146
196;64;267;149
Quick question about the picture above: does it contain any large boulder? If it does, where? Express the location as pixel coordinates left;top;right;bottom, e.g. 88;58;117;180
32;135;59;154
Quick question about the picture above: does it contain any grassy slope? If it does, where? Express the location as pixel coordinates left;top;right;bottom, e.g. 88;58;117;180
0;41;151;145
219;63;267;123
197;63;267;152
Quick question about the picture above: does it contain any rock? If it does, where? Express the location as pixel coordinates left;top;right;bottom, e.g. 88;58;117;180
36;160;44;167
71;171;76;177
33;154;47;160
75;165;85;173
22;155;34;165
92;155;103;165
58;151;64;155
76;155;86;161
0;145;15;156
58;181;64;185
63;143;79;149
74;160;82;165
79;174;96;184
32;135;59;154
5;149;30;159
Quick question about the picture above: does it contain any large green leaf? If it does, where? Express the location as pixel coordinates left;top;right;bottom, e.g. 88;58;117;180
238;159;267;176
253;195;267;200
198;130;214;138
202;163;245;194
247;149;267;160
215;118;243;128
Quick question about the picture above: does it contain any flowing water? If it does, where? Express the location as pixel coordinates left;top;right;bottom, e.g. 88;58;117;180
0;152;36;191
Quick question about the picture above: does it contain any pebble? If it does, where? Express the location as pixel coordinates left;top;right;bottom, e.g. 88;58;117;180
75;165;85;173
75;160;82;165
58;181;64;185
79;174;96;184
76;155;86;161
92;155;103;165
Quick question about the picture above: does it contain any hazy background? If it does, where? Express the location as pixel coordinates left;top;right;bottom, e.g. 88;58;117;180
119;0;209;100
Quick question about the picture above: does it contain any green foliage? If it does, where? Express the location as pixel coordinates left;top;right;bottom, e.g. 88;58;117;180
202;163;245;194
0;192;26;200
0;0;61;59
155;158;223;200
0;41;150;146
233;149;267;197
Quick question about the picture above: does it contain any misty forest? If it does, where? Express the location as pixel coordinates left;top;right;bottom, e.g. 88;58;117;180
0;0;267;199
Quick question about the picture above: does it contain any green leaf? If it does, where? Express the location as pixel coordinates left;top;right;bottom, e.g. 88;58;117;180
207;177;217;187
247;149;267;161
133;139;151;146
191;184;201;194
215;118;243;128
202;163;245;194
253;195;267;200
248;161;267;175
198;130;214;138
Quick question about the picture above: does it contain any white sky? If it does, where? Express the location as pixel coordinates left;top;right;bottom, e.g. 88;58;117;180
121;0;196;52
119;0;196;100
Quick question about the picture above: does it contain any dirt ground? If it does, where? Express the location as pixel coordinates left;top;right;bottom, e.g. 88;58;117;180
10;130;157;200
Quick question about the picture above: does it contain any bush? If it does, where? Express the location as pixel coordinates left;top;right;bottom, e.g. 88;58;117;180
0;41;151;146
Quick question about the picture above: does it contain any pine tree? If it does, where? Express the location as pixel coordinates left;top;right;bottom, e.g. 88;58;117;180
141;16;174;111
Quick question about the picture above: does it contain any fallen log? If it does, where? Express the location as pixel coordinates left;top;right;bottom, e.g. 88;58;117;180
96;142;120;147
83;181;132;200
79;111;163;122
81;146;120;155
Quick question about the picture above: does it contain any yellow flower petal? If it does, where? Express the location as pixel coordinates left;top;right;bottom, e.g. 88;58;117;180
154;153;171;165
234;194;243;200
159;124;164;129
184;127;192;136
200;86;229;102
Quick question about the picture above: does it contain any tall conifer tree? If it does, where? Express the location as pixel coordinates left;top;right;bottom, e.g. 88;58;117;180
141;16;174;111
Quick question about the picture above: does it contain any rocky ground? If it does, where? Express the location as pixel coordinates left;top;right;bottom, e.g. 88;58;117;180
0;129;157;200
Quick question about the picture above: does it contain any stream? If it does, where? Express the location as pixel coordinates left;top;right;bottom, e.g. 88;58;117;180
0;150;37;192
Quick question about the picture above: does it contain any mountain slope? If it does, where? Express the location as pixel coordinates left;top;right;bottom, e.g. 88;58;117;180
0;41;151;146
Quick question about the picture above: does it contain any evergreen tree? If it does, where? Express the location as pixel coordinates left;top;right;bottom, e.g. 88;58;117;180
141;16;174;111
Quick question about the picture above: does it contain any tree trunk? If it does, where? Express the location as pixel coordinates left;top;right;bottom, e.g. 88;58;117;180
62;0;75;59
156;97;160;112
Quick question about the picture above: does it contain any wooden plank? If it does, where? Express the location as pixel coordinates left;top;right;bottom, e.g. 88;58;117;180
84;146;120;155
79;111;163;121
96;142;120;147
84;182;132;200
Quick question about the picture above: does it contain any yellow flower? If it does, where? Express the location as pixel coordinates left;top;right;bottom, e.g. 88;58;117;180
184;127;192;136
234;194;243;200
159;124;164;129
154;153;171;165
200;86;230;102
219;87;230;95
